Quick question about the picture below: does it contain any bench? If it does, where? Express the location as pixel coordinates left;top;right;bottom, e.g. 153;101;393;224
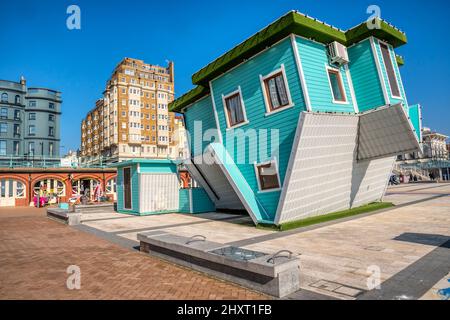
47;208;81;226
138;231;300;297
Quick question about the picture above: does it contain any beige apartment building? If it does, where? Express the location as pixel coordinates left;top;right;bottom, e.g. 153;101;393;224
81;58;186;163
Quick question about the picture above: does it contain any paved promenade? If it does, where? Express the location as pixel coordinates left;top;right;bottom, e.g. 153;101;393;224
79;183;450;300
1;183;449;300
0;207;266;300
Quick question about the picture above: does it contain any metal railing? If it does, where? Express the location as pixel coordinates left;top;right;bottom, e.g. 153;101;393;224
0;156;110;169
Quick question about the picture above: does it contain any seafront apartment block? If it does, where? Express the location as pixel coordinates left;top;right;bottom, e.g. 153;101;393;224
81;58;186;163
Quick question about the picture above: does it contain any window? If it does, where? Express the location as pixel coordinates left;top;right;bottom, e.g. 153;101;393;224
48;126;54;137
14;110;20;120
327;67;347;103
16;181;25;197
255;159;281;191
106;178;116;193
0;140;6;156
0;108;7;119
13;141;19;155
28;142;35;156
49;102;55;109
261;66;292;112
13;124;20;136
223;88;247;128
15;95;21;104
379;42;401;98
1;93;8;103
28;101;36;107
29;113;36;120
49;142;54;156
29;125;35;135
48;114;55;121
0;123;7;134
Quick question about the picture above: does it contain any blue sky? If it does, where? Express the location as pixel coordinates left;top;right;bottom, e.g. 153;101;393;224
0;0;449;153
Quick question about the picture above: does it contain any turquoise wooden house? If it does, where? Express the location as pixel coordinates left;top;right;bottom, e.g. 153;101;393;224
113;159;214;215
169;11;422;226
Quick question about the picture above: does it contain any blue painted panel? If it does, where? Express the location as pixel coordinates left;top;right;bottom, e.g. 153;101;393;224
183;96;219;157
191;188;216;213
347;39;385;111
209;37;305;220
139;162;177;173
296;36;355;113
408;104;422;142
179;189;191;213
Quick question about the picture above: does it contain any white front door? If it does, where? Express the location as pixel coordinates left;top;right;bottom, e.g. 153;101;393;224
0;180;16;207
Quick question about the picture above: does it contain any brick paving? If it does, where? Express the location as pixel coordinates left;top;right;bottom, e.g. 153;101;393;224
0;207;267;300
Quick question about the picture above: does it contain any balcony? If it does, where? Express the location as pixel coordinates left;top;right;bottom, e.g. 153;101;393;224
27;88;62;103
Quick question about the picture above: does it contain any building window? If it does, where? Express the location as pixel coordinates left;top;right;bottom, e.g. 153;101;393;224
0;123;7;134
13;141;19;156
28;142;35;156
261;66;293;112
0;108;7;119
28;101;36;107
29;113;36;120
15;95;21;104
327;67;347;103
49;102;55;109
13;124;20;136
16;181;25;197
48;127;54;137
379;42;401;98
49;142;54;156
0;140;6;156
255;159;281;192
29;125;36;136
106;178;116;193
1;93;8;103
48;114;55;122
222;88;247;128
14;110;20;120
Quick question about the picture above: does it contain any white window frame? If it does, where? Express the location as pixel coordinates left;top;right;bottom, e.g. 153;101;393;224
260;64;294;116
221;86;249;130
377;39;403;100
325;65;348;105
254;158;282;193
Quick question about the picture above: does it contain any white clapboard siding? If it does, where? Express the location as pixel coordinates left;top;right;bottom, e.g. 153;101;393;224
139;173;179;213
276;112;396;224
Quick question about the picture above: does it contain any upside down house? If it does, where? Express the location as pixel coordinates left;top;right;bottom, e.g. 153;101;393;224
169;11;422;226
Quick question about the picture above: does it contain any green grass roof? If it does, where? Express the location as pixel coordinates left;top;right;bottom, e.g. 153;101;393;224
170;10;407;112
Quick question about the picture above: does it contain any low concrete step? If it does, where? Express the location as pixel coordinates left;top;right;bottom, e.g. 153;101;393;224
74;203;115;213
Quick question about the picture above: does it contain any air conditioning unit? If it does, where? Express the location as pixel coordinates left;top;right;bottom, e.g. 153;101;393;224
328;41;349;66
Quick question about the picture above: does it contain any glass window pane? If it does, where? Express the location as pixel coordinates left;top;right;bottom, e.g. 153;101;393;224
328;71;344;102
225;93;245;126
380;43;401;97
257;162;280;190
